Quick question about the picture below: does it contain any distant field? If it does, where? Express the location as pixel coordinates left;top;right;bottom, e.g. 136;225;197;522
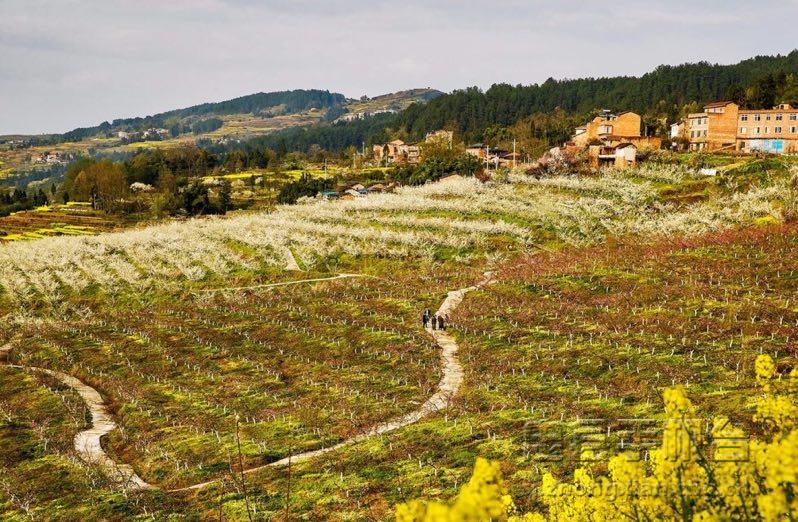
0;111;326;180
345;88;442;114
0;204;126;242
0;89;443;187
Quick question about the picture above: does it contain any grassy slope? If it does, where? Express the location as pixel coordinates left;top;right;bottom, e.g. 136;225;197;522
0;158;796;519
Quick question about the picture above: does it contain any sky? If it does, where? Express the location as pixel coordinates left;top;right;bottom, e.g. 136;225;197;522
2;0;798;135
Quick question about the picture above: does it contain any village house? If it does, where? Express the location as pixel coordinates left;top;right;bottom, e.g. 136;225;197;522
676;101;798;154
465;143;488;159
562;110;660;169
588;142;638;169
142;128;170;140
685;101;739;152
31;152;65;164
373;139;421;164
736;103;798;154
670;121;685;140
465;143;523;169
373;130;453;165
572;111;640;146
568;110;661;154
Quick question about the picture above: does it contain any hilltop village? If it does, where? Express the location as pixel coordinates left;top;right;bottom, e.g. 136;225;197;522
370;100;798;178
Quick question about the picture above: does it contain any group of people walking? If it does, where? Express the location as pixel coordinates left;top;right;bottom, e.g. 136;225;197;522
422;308;447;331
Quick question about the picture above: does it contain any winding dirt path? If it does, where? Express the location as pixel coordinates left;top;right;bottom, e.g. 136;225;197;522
196;273;363;294
174;274;490;492
0;341;152;490
2;271;489;494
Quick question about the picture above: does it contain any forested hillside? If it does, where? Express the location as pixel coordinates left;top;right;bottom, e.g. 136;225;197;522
394;51;798;142
59;89;346;143
244;51;798;154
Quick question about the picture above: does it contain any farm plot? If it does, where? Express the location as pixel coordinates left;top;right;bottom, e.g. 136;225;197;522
227;224;798;519
0;206;124;242
5;268;459;490
0;361;101;514
439;223;798;509
0;164;796;519
0;165;791;306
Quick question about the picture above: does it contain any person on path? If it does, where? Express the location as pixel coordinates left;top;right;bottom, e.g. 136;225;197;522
438;314;445;331
422;309;430;328
431;314;438;330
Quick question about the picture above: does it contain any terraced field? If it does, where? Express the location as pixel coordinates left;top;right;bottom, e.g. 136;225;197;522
0;205;125;242
0;162;796;519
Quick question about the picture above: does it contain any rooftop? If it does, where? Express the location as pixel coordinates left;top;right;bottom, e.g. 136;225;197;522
703;100;735;109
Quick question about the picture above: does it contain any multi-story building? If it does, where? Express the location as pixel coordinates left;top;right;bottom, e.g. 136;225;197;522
572;111;644;148
685;101;739;151
374;130;455;165
736;103;798;154
373;139;421;164
565;111;660;168
682;101;798;154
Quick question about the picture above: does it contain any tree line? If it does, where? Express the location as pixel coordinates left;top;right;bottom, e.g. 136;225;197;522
391;51;798;144
189;51;798;163
0;186;50;218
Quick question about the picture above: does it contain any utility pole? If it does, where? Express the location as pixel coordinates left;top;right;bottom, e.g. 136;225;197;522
513;139;517;169
485;145;490;171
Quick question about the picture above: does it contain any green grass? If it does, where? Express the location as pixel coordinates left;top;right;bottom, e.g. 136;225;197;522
1;161;796;519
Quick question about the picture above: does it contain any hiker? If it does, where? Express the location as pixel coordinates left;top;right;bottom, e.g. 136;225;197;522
438;314;445;331
422;308;430;328
431;314;438;330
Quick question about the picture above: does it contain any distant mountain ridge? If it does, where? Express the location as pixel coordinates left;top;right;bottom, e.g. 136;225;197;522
59;89;348;142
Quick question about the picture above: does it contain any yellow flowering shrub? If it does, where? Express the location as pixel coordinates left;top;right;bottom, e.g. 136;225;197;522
398;355;797;521
396;458;517;522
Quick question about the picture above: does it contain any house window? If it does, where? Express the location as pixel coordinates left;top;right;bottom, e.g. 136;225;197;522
766;115;771;121
755;115;762;121
740;127;747;134
741;115;748;121
791;114;797;121
776;114;783;121
791;126;797;133
703;130;708;137
756;127;761;134
764;127;769;133
775;127;782;133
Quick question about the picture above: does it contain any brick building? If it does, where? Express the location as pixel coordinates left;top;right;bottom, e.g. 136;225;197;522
572;111;643;147
736;103;798;154
566;111;660;168
373;139;421;164
685;101;739;151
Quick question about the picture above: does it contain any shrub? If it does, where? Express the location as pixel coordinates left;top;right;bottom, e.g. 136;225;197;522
276;172;335;204
397;355;798;521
